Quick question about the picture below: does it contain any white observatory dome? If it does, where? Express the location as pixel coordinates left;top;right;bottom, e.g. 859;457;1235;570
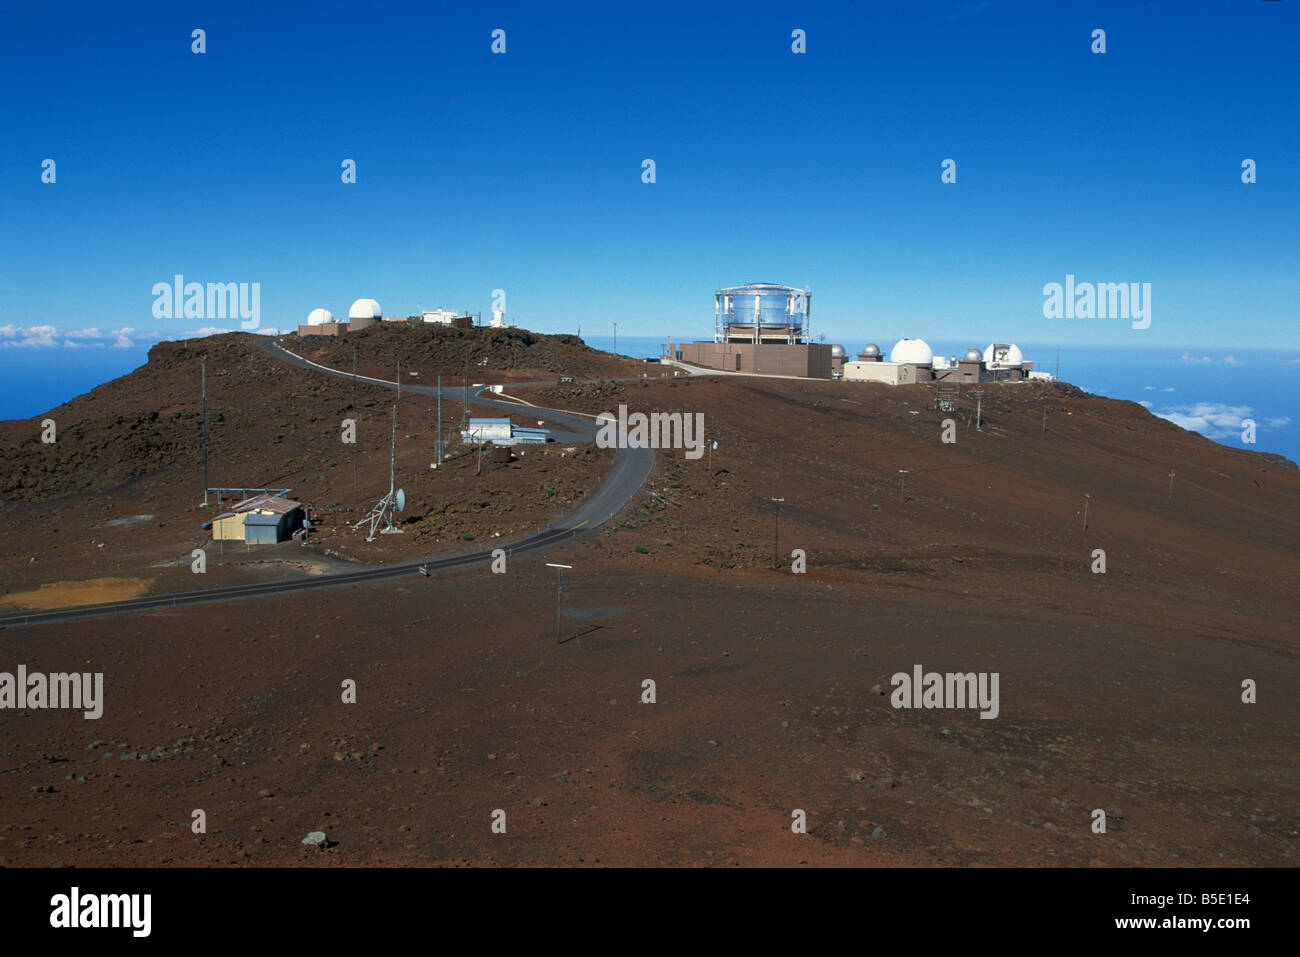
830;344;846;358
889;338;933;366
348;298;382;321
859;343;880;357
306;308;334;326
983;343;1024;368
963;348;983;362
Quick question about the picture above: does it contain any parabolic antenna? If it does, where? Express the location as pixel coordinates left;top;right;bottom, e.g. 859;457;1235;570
395;488;406;513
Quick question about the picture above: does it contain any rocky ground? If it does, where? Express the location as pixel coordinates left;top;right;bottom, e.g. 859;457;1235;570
0;336;1296;866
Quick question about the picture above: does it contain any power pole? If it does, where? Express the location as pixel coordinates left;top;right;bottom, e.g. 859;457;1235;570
352;347;358;492
463;353;470;428
547;563;572;642
201;356;208;505
770;497;785;570
1168;469;1175;505
436;374;443;466
972;390;984;430
613;322;618;355
1083;492;1090;531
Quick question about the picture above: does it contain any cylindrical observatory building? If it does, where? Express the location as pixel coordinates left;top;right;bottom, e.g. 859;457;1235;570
715;283;809;345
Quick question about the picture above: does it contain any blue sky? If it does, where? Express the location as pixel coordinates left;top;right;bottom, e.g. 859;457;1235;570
1;0;1296;353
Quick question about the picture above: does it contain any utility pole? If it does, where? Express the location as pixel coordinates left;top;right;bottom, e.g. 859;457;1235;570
1042;407;1047;433
463;353;470;428
972;390;984;430
547;563;572;642
352;348;359;493
899;469;909;503
1168;469;1175;505
436;374;443;466
770;497;784;570
613;322;617;356
201;357;208;505
1083;492;1090;531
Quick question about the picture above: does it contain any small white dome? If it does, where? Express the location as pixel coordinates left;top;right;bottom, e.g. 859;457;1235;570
348;298;382;320
983;343;1023;367
306;308;334;326
963;348;983;362
889;337;933;366
859;343;880;357
830;344;846;358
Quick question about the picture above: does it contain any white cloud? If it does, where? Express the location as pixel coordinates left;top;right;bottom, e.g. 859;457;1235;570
3;325;60;348
1143;385;1155;391
1155;402;1289;442
1180;351;1212;365
1223;354;1242;366
65;327;106;339
1138;400;1153;408
180;327;231;338
1162;387;1175;392
112;335;134;348
0;324;16;338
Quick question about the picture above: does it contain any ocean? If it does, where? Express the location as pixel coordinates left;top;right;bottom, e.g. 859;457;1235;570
1;337;1295;466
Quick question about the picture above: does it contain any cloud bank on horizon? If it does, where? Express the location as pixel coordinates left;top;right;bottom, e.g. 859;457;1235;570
0;325;279;349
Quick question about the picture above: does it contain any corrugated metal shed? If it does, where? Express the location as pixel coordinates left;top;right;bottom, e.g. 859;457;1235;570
509;427;550;444
244;511;293;545
462;418;513;443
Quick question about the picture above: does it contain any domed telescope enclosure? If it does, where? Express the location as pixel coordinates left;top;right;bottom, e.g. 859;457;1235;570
983;343;1024;368
716;283;809;345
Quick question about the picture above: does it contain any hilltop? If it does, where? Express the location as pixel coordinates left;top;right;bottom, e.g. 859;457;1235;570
0;333;1297;868
289;322;672;385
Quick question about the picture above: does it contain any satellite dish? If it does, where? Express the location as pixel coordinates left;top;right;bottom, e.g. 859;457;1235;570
395;488;406;513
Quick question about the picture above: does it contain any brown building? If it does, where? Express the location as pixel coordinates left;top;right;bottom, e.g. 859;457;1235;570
297;321;348;336
676;341;833;379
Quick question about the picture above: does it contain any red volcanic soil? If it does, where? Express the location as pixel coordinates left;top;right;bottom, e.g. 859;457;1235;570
0;334;617;599
289;322;676;386
1;341;1297;866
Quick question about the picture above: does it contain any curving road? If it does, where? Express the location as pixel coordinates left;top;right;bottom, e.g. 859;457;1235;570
0;341;654;629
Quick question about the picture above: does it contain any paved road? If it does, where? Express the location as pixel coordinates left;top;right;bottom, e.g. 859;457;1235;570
0;341;654;629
